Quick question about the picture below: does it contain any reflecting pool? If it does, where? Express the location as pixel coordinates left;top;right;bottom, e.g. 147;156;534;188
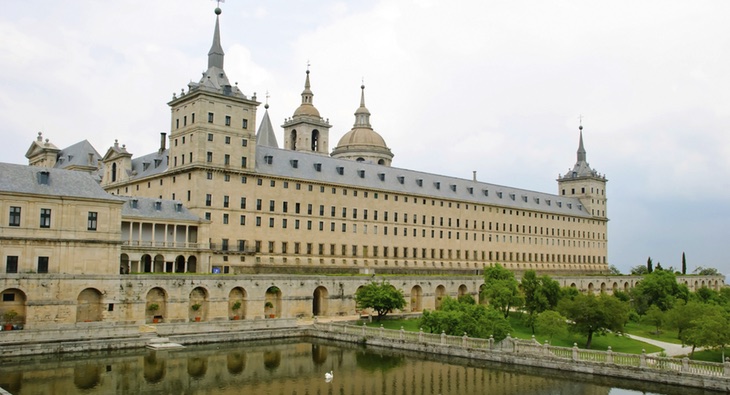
0;339;721;395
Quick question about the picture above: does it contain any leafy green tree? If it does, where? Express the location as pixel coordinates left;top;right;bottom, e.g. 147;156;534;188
481;264;523;318
682;252;687;275
665;300;707;340
630;269;688;314
643;305;664;334
608;265;622;275
682;304;730;358
521;270;561;332
630;265;648;275
355;281;406;321
647;257;653;273
419;296;512;340
693;266;719;276
535;310;568;341
558;293;629;349
560;286;580;301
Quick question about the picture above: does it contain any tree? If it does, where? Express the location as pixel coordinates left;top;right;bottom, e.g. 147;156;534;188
682;252;687;275
558;293;629;349
647;257;653;273
643;305;664;334
608;265;622;275
682;304;730;358
535;310;567;341
630;269;687;314
693;266;719;276
419;296;512;340
521;270;561;332
630;265;648;275
481;264;523;318
355;281;406;321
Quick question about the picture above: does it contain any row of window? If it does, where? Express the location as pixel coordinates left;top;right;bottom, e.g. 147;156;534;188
7;206;98;231
174;112;248;130
5;256;48;274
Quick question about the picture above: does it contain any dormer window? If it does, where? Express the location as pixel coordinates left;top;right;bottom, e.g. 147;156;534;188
483;189;489;197
509;193;515;201
357;169;365;178
497;192;503;199
142;162;150;171
313;163;322;172
131;199;138;209
450;184;456;192
155;201;162;211
175;203;183;212
557;201;562;208
534;197;540;204
578;204;583;210
154;159;161;168
546;199;551;206
290;159;299;169
416;179;423;187
264;155;273;165
522;196;528;202
567;203;572;209
378;173;385;181
434;182;440;190
467;187;473;194
336;166;344;175
37;171;50;185
397;176;405;184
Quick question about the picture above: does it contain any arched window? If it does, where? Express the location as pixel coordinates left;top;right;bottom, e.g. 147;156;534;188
311;130;319;152
290;130;297;150
111;163;117;182
356;157;365;162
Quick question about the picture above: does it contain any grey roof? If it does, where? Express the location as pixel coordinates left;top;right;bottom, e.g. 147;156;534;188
254;146;592;217
0;162;121;202
128;149;169;180
562;128;605;180
120;196;203;222
256;107;279;148
54;140;101;170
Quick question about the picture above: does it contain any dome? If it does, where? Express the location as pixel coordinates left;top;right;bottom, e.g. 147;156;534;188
293;103;321;118
336;127;388;149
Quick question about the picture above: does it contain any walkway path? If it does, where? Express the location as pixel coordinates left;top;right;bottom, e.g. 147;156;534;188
626;333;694;357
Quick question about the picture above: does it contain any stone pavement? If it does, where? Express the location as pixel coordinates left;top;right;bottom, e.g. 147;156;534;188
625;333;695;357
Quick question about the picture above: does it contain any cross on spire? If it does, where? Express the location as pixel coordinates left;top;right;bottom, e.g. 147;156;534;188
578;114;584;127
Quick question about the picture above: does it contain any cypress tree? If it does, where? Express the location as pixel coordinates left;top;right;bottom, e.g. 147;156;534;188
682;252;687;275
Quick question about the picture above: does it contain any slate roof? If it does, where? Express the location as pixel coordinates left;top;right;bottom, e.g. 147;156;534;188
54;140;101;169
256;106;279;148
0;162;121;202
119;196;203;222
128;149;169;179
254;146;592;218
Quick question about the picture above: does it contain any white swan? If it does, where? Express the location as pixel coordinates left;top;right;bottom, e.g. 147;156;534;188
325;371;333;382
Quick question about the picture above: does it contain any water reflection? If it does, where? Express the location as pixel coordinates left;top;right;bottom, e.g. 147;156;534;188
0;339;723;395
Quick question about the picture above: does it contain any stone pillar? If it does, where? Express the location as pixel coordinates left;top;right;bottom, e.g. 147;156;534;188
572;343;578;361
682;357;689;373
543;340;549;356
606;346;613;364
462;333;468;348
441;331;446;345
724;358;730;376
400;326;405;340
379;324;384;338
419;328;423;343
640;349;646;368
362;322;366;337
488;335;494;351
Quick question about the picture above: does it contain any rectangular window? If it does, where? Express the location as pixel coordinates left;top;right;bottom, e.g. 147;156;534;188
9;206;21;226
87;211;98;231
206;194;212;206
205;212;211;220
206;152;213;162
208;113;214;123
241;157;247;168
269;200;275;212
240;197;246;209
269;218;274;227
40;208;51;228
283;202;288;213
223;195;229;208
256;216;261;226
223;214;229;224
37;256;49;273
225;115;231;126
224;154;230;165
242;138;248;147
256;199;262;210
242;119;248;129
6;256;18;273
240;215;246;225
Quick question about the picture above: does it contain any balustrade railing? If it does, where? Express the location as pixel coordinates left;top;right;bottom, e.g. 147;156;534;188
314;322;730;380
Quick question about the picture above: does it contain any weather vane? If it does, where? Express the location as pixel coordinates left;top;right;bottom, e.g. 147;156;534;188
306;60;311;72
578;114;584;126
265;90;270;106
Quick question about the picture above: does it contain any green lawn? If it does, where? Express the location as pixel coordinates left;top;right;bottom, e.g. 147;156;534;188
683;349;728;363
622;321;683;345
360;314;661;354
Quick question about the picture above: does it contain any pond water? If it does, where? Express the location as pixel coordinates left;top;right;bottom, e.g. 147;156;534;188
0;339;720;395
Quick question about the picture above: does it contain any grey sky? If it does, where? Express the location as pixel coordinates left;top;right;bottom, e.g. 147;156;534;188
1;0;728;276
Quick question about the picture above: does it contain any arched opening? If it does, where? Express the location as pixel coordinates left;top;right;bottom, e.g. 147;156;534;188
458;284;469;300
263;351;281;371
111;162;117;182
144;353;166;383
570;283;577;288
312;344;328;365
146;287;167;323
0;288;26;329
153;254;165;273
76;288;103;323
600;283;607;294
356;157;365;162
313;286;328;317
120;253;130;274
265;286;282;318
229;287;246;320
435;285;446;310
141;254;152;273
378;159;385;165
73;364;100;390
612;282;618;293
187;255;197;273
410;285;423;312
227;352;245;375
311;130;319;152
478;284;487;305
187;357;208;379
189;287;208;322
290;130;297;150
174;255;185;273
587;283;594;294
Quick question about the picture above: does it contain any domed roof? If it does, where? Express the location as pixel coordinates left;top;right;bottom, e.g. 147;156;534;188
336;127;387;148
293;103;321;118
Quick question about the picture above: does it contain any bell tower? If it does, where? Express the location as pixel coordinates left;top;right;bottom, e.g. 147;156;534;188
282;69;331;155
557;124;608;219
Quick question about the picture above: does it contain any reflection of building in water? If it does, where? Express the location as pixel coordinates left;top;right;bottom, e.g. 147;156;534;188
0;342;615;395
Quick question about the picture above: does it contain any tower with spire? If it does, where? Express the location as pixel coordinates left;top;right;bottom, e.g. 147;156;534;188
282;69;331;155
557;124;608;219
165;5;260;172
331;84;393;165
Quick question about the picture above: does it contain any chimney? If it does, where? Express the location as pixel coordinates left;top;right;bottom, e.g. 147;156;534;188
472;171;477;182
159;132;167;153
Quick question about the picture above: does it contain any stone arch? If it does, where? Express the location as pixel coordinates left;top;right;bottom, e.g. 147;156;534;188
73;364;100;390
120;253;130;274
227;352;245;375
290;130;297;150
458;284;468;300
624;282;630;291
612;282;618;293
229;287;246;320
435;285;446;310
264;350;281;371
174;255;185;273
153;254;165;273
265;286;282;318
356;157;365;162
141;254;152;272
189;287;208;322
587;283;594;294
410;285;423;312
0;288;26;328
312;344;328;365
76;288;103;323
311;129;320;151
146;287;167;323
187;357;208;379
600;282;607;294
313;286;328;317
570;283;577;288
478;284;487;304
378;159;385;165
144;353;166;383
187;255;197;273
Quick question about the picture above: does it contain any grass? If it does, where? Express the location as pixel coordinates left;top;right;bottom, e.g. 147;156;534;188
684;349;728;363
360;313;661;354
622;321;683;345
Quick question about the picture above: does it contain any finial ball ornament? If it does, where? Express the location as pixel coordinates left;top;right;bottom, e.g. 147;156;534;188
579;125;583;131
215;7;222;15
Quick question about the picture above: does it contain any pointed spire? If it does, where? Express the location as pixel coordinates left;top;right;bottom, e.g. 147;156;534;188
208;7;225;70
292;68;321;117
256;102;279;148
302;70;313;100
577;124;586;163
354;84;372;128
